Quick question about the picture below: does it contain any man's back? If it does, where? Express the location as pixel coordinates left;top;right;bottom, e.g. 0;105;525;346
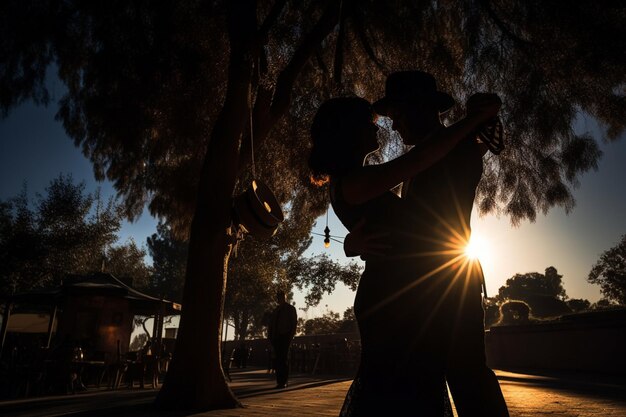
271;302;297;339
403;136;483;250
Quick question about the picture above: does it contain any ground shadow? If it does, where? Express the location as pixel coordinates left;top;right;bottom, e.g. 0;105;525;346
497;369;626;402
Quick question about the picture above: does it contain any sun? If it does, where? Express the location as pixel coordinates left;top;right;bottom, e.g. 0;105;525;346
464;233;490;262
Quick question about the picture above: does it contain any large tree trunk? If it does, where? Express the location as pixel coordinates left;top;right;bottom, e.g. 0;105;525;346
155;1;256;411
156;1;341;410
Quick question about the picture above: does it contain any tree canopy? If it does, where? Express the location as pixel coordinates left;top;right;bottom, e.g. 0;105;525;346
104;238;152;289
0;175;123;295
588;234;626;305
2;0;625;410
2;1;624;229
495;266;573;317
146;222;188;303
298;307;357;335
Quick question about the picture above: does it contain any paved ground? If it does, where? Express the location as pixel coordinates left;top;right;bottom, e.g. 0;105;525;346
1;368;625;416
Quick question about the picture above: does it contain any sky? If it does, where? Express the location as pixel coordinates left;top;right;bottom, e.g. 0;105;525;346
1;93;625;323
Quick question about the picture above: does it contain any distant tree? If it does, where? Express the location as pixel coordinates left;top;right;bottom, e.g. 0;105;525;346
498;300;531;325
0;175;123;294
0;191;44;295
302;310;341;335
296;317;307;336
225;240;361;340
104;239;153;290
37;175;122;285
225;240;280;341
146;222;188;302
496;267;571;317
2;0;624;410
289;254;361;307
337;306;358;334
588;235;626;305
300;307;357;335
590;298;618;310
566;298;591;313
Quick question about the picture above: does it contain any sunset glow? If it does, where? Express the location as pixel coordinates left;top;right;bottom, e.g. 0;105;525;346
465;233;490;263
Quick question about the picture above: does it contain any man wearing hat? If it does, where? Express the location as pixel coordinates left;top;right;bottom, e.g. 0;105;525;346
372;71;509;416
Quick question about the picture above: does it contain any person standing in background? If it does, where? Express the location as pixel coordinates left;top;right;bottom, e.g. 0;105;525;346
268;290;297;389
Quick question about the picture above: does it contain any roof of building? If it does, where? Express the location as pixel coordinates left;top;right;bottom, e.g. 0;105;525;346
5;272;182;316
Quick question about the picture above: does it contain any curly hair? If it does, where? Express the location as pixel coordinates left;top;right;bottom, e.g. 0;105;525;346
308;97;373;186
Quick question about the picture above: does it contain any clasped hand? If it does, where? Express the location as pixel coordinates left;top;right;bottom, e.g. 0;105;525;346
344;218;392;259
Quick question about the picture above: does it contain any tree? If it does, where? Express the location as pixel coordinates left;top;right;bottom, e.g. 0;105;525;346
289;254;361;307
496;266;571;317
590;298;618;310
498;300;531;325
588;235;626;305
0;190;44;295
37;175;122;285
2;0;625;410
566;298;591;313
300;307;357;335
0;175;123;295
337;306;358;333
104;239;153;290
302;310;342;335
146;222;188;303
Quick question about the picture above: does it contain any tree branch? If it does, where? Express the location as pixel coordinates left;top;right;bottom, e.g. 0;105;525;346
479;0;532;52
269;1;341;119
237;1;341;174
352;7;386;71
333;1;347;86
258;0;288;41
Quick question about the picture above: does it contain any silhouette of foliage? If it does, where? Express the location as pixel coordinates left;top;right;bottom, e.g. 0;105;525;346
301;310;341;335
146;222;188;303
300;307;357;335
496;266;572;317
588;235;626;305
590;298;619;310
566;298;591;313
225;242;361;340
2;1;624;229
498;300;531;325
104;239;153;290
0;174;124;295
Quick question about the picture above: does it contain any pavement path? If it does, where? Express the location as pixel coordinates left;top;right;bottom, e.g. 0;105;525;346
0;368;624;416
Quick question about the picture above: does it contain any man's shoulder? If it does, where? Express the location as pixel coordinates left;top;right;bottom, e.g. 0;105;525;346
277;303;296;312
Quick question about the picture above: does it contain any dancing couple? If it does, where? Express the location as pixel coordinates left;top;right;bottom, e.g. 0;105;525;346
308;71;509;417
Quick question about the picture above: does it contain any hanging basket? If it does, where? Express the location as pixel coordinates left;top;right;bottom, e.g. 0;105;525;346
233;179;284;239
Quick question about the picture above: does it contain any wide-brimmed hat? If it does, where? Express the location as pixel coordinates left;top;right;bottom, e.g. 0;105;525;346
373;71;455;116
233;179;284;239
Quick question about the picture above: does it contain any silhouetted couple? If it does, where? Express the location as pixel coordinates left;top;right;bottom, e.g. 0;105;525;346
309;71;509;416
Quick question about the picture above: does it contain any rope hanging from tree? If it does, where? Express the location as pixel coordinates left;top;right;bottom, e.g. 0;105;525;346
231;83;284;245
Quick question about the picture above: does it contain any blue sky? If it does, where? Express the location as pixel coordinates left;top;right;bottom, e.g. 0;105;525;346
1;95;625;320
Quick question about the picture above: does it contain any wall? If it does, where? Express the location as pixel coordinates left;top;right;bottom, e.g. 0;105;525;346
486;309;626;374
